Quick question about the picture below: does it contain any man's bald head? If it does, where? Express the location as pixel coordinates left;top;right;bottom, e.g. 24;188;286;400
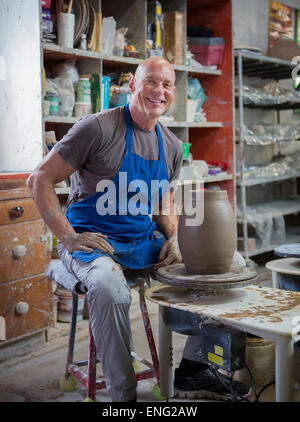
134;56;176;85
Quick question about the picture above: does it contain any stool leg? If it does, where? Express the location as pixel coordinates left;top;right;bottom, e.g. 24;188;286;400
64;294;78;378
138;282;160;385
86;321;97;401
159;304;174;399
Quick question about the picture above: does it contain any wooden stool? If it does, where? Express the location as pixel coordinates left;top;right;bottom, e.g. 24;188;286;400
58;277;161;401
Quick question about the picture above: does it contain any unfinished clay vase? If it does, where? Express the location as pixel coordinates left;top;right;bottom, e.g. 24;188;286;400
178;189;236;274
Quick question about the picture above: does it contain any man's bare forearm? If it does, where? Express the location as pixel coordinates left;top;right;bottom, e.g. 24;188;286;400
152;190;179;239
27;174;76;247
152;214;178;239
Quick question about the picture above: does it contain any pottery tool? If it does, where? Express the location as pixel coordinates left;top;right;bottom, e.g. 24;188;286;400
67;0;73;13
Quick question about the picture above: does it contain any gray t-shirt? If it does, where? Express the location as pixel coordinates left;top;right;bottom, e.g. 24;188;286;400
54;106;183;206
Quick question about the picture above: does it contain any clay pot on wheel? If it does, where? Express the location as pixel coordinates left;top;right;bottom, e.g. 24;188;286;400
178;189;236;274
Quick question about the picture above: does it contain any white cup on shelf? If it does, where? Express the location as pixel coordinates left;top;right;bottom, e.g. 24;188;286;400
57;13;75;48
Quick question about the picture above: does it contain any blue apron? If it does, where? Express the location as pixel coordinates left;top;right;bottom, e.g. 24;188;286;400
65;104;169;269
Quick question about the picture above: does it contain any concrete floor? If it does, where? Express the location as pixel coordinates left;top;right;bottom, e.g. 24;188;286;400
0;272;300;403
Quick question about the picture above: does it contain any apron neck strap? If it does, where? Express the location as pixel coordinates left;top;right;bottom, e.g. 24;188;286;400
124;104;164;160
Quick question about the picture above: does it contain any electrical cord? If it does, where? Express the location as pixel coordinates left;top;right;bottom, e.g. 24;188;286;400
257;380;275;400
242;361;275;401
211;362;276;402
211;365;252;402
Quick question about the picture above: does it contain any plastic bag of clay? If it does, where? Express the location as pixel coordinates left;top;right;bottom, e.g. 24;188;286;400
188;78;206;122
270;215;286;244
191;160;209;178
289;151;300;171
242;124;277;145
245;207;273;246
238;84;274;105
232;250;246;267
244;156;294;180
262;81;300;104
46;73;75;117
113;27;128;56
46;59;79;84
101;17;116;55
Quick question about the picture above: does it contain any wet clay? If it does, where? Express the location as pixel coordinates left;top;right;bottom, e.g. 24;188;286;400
178;190;237;274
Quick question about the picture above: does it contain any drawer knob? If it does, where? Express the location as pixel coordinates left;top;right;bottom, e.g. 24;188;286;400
16;301;29;315
9;206;24;220
13;245;27;258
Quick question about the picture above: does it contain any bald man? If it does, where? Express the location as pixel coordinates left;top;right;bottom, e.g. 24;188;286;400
28;57;182;402
28;57;250;402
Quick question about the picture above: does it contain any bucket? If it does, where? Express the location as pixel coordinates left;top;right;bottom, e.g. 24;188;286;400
56;288;85;322
57;13;75;48
234;336;275;386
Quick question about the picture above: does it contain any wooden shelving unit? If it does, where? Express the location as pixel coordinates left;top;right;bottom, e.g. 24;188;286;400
43;0;234;204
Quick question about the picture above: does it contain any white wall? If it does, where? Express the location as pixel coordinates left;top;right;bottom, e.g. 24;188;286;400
0;0;43;172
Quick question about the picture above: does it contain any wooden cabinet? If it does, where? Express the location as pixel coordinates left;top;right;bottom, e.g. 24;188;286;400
0;174;53;343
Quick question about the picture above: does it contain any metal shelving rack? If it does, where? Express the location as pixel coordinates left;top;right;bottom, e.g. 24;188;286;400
235;51;300;261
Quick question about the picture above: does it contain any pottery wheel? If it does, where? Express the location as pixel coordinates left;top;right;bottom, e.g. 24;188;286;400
274;243;300;258
155;263;257;290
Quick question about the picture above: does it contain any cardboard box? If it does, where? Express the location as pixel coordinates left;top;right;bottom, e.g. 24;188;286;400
163;11;184;65
237;237;256;252
95;12;102;53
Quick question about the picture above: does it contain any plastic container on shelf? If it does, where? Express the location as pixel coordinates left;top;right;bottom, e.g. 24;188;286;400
182;143;192;159
44;92;59;115
74;102;91;118
80;34;87;50
77;77;91;103
57;12;75;49
189;37;225;66
101;76;111;110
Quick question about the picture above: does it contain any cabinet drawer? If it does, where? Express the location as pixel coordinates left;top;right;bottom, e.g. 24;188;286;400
0;219;47;283
0;197;41;226
0;275;53;340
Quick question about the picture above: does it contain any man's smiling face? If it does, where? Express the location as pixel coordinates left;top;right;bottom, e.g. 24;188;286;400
129;58;176;121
